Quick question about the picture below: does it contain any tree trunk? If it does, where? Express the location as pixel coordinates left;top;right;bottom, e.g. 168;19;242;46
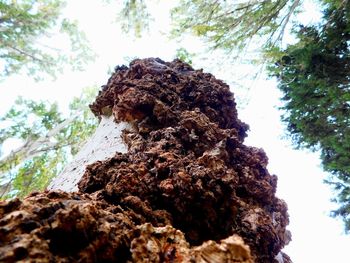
48;116;132;192
0;58;292;263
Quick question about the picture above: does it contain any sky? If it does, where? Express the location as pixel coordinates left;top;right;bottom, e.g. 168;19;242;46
1;1;350;262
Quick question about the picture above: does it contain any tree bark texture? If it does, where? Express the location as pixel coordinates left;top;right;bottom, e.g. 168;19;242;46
0;58;291;263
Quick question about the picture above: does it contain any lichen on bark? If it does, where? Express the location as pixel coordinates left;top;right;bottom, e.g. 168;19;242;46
0;58;291;263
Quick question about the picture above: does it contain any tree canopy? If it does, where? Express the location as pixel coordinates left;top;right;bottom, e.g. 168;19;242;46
0;0;94;80
268;1;350;230
171;0;301;52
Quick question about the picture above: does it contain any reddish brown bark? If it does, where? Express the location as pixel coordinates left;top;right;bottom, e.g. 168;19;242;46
0;58;291;263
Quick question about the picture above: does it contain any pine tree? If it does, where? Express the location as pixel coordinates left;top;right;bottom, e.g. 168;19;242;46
268;2;350;230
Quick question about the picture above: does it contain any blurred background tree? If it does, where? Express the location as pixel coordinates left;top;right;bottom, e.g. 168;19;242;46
116;0;152;37
0;87;98;198
267;1;350;230
171;0;301;55
0;0;96;198
0;0;94;80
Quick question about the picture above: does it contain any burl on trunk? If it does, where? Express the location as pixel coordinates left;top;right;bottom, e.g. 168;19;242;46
0;58;291;263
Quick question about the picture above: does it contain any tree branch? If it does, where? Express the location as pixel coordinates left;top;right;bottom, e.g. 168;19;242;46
0;178;13;199
0;111;82;180
275;0;301;43
7;45;53;64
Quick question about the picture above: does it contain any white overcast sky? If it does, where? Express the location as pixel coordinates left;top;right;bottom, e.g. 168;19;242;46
1;1;350;262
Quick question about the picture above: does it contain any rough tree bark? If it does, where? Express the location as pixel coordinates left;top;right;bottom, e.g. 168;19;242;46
0;58;291;263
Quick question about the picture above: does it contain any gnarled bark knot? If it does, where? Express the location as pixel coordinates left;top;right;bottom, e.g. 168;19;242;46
0;58;291;263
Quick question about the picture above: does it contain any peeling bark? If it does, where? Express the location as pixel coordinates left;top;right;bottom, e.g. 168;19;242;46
48;117;133;192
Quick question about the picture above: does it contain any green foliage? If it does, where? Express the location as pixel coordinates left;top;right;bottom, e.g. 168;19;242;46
115;0;152;38
174;47;194;65
171;0;302;52
11;152;64;198
0;97;62;141
268;2;350;230
0;0;94;80
0;87;98;199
